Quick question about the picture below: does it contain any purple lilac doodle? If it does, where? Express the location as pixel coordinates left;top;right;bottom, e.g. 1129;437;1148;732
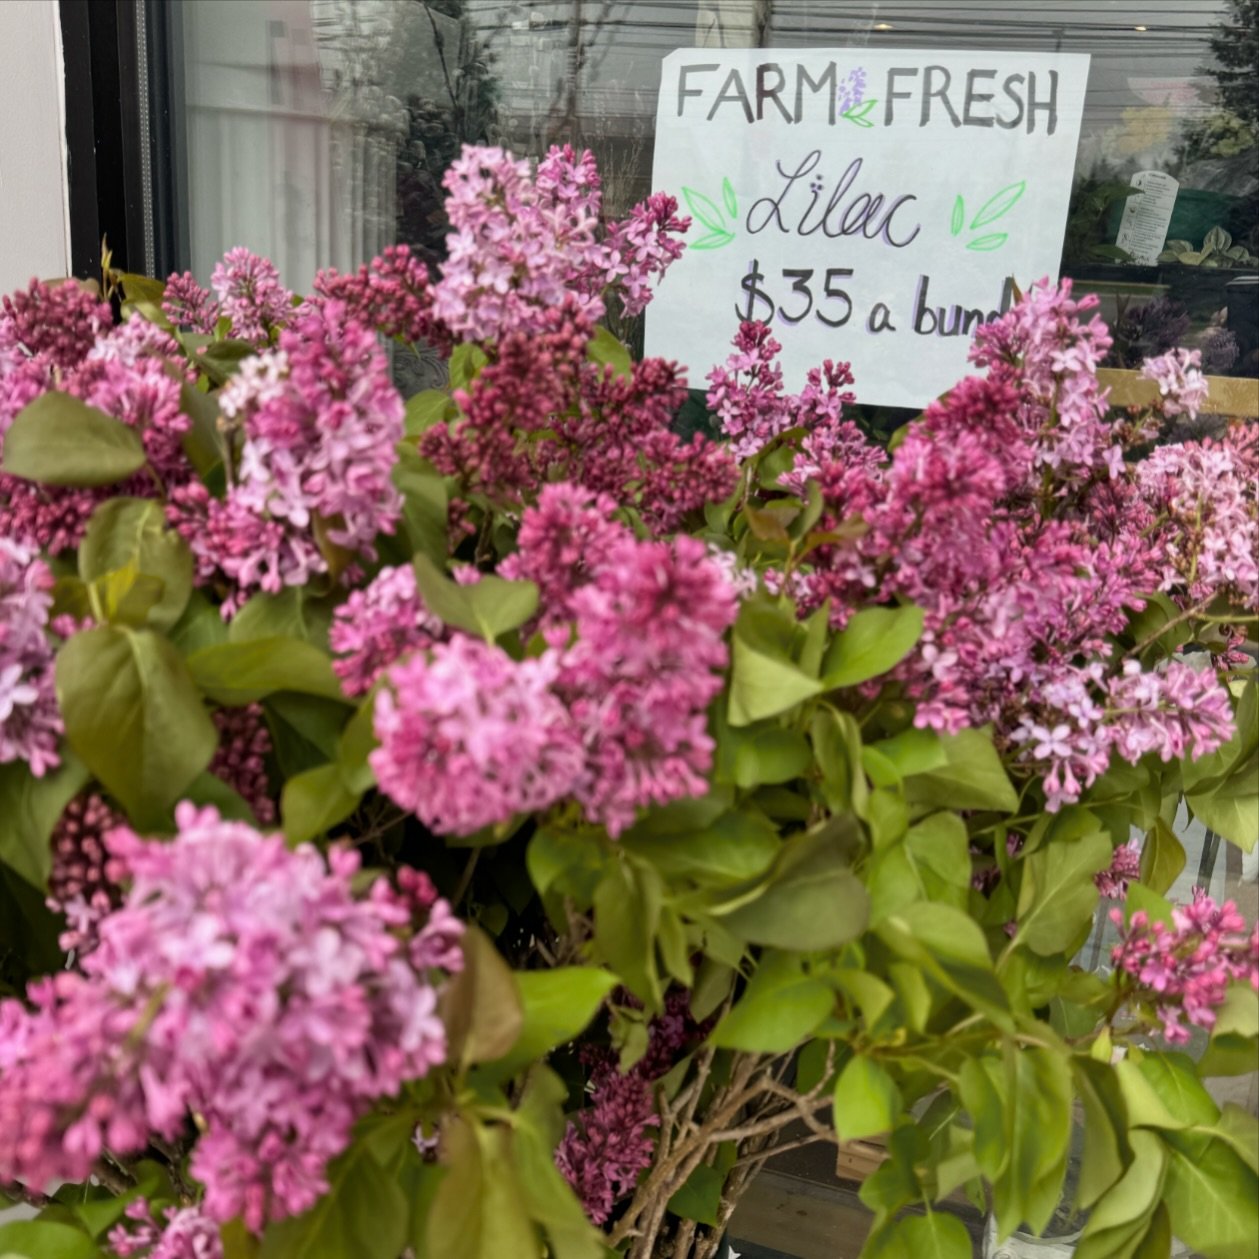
837;68;867;115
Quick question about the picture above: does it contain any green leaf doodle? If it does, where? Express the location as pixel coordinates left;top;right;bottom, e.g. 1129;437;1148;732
682;183;737;250
722;177;737;218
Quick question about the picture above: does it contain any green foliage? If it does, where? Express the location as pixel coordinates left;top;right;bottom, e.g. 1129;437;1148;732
1;392;147;486
79;498;193;631
56;626;216;828
0;1220;99;1259
412;553;538;643
821;605;924;688
0;754;89;888
186;637;347;705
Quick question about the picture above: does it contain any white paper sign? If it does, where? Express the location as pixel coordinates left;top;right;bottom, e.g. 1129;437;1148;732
1115;170;1179;265
645;48;1091;408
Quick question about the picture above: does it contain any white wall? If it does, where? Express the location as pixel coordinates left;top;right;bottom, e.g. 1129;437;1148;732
0;0;70;295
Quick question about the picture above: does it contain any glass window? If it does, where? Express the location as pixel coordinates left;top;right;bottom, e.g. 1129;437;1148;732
156;0;1258;396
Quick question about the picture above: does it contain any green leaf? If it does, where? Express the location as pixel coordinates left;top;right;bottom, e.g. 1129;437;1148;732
281;763;361;845
593;861;662;1007
822;605;924;688
193;339;257;385
393;446;450;564
412;553;538;643
721;176;738;219
1072;1058;1131;1210
716;821;869;951
1163;1136;1258;1259
1139;817;1186;895
950;195;965;236
259;1137;407;1259
168;589;228;654
1201;983;1259;1076
728;633;822;726
1182;680;1256;794
1121;1050;1219;1129
1014;828;1112;955
667;1163;725;1227
183;769;258;823
405;388;454;437
527;827;607;907
425;1119;537;1259
440;926;525;1069
187;637;347;705
878;904;1010;1027
449;343;488;391
513;1070;605;1259
732;728;812;789
0;754;91;889
710;950;834;1052
834;1055;901;1142
487;968;617;1077
903;727;1018;813
966;232;1009;251
56;626;216;827
0;1221;99;1259
874;1210;971;1259
992;1045;1072;1239
177;379;224;476
1076;1128;1167;1258
867;728;946;777
1;392;147;486
228;588;334;648
1187;751;1258;852
970;180;1026;228
682;187;728;234
586;325;633;380
79;498;193;630
622;809;779;885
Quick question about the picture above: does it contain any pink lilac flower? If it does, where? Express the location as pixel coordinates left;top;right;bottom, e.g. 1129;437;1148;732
330;563;444;697
209;704;275;825
0;803;460;1229
559;533;737;835
170;302;404;609
162;272;219;335
210;248;292;346
1137;426;1259;609
0;539;62;775
371;636;584;836
1139;347;1210;419
497;483;625;622
557;990;705;1225
1095;840;1142;899
0;278;110;375
1111;890;1258;1043
432;143;689;341
312;244;446;348
601;193;691;317
47;792;125;956
108;1198;222;1259
705;321;789;460
433;145;607;340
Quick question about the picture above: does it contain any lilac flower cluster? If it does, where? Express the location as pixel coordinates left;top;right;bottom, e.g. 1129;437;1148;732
1094;840;1142;900
371;637;584;836
1111;890;1259;1043
1138;425;1259;609
421;298;735;531
0;284;194;555
163;248;292;348
108;1199;222;1259
712;279;1237;811
0;803;461;1230
330;563;444;697
208;704;275;825
0;539;62;775
371;485;737;837
705;321;856;464
432;143;689;341
169;301;404;611
47;792;125;955
312;244;446;347
556;990;703;1225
